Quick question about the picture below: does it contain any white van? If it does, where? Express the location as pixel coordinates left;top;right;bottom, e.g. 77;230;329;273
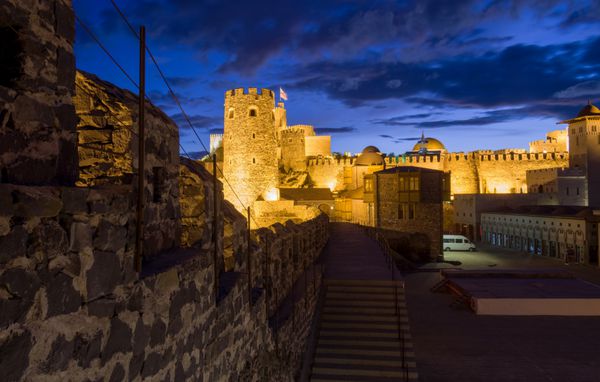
443;235;476;252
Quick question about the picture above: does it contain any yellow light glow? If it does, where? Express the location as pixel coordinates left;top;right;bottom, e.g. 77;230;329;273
328;181;337;191
264;188;280;201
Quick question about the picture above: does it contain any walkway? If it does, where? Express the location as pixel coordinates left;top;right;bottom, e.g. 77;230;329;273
308;223;418;381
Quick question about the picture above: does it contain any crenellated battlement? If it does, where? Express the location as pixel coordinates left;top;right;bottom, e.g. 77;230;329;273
307;157;355;167
281;128;306;138
225;87;275;100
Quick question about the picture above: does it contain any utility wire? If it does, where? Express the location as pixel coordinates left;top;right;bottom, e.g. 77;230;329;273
109;0;263;227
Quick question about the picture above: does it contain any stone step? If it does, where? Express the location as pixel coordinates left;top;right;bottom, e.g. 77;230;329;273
318;338;413;348
311;366;418;380
321;321;398;330
319;330;411;340
326;292;404;301
316;347;415;358
325;279;404;287
323;306;397;315
314;357;417;368
327;285;402;294
325;299;404;308
321;313;399;323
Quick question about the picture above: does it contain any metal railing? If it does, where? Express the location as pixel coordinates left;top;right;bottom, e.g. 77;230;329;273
364;226;410;381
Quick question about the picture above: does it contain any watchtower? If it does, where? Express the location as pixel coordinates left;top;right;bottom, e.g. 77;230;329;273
223;88;278;211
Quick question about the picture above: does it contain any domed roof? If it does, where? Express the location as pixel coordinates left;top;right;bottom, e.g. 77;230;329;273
576;101;600;118
412;134;446;152
362;145;381;154
356;146;383;166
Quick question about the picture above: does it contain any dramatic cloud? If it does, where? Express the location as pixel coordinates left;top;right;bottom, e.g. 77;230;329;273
170;113;221;130
74;0;600;153
315;126;356;134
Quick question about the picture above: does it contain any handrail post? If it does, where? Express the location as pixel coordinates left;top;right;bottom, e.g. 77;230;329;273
134;25;145;273
212;154;219;304
247;206;252;306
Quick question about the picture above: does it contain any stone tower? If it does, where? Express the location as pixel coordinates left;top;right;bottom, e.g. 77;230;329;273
223;88;278;212
562;101;600;206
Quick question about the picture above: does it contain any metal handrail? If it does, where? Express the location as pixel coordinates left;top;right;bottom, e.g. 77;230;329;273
367;227;410;381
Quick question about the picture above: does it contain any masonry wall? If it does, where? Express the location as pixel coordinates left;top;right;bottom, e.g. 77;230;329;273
0;0;78;185
280;129;306;172
0;181;329;381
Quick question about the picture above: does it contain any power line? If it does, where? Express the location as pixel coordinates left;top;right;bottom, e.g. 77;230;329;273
74;14;139;89
109;0;264;227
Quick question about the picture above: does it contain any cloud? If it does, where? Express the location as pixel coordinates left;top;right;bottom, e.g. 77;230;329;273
170;113;221;129
554;80;600;99
289;36;600;110
315;126;356;134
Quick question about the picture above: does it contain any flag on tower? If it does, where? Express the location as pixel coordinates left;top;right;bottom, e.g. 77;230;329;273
279;87;288;101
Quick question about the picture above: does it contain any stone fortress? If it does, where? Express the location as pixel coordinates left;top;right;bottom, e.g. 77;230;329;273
210;88;571;225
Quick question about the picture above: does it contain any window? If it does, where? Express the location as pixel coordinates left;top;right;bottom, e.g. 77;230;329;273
252;158;256;164
365;178;373;192
566;187;569;196
409;176;419;191
576;187;580;195
228;108;234;119
252;133;256;139
398;204;404;219
408;204;415;219
249;108;257;117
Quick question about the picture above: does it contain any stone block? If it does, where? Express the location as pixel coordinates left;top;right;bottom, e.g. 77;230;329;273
149;319;166;347
0;329;32;382
132;317;150;355
61;187;88;214
0;268;40;327
0;225;27;263
128;353;144;381
43;334;74;373
13;188;63;217
87;298;116;318
74;332;102;368
0;187;14;216
46;271;81;317
109;363;126;382
86;251;121;300
141;351;162;378
28;220;69;259
102;317;132;361
69;221;92;253
94;219;128;253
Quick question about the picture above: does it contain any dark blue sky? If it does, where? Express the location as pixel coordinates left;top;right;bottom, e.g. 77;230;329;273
74;0;600;155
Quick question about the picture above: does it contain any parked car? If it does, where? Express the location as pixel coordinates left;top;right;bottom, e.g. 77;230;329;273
443;235;476;252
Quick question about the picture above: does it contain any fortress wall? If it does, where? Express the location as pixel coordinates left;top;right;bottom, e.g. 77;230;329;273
305;136;331;157
306;158;347;191
477;152;569;194
0;180;329;381
445;154;480;194
280;129;306;171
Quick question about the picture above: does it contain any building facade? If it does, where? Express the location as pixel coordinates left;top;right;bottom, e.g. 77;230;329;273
481;207;599;266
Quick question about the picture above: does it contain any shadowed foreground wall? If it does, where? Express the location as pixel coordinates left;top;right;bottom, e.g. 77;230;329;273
0;181;328;381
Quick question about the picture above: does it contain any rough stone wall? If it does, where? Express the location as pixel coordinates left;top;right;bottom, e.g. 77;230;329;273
223;88;278;212
0;181;329;382
375;173;443;259
252;201;322;229
280;129;306;171
74;71;181;258
307;158;346;191
305;136;331;157
0;0;78;185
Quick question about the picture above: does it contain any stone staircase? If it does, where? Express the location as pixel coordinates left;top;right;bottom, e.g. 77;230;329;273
310;279;418;381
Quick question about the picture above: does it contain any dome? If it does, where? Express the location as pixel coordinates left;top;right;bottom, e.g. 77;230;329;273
362;145;381;154
576;102;600;118
356;145;383;165
412;136;446;153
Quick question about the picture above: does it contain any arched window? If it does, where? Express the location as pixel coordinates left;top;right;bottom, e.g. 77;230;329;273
249;108;257;117
228;108;234;119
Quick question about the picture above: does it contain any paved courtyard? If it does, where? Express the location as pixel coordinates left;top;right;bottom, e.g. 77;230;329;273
405;246;600;382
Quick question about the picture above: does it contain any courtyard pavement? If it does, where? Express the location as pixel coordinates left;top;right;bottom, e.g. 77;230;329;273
405;247;600;382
